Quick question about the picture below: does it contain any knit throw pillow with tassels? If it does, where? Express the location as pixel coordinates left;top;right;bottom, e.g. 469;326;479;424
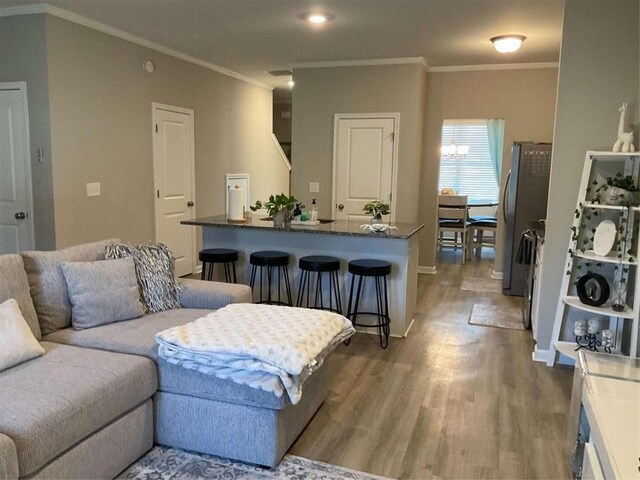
105;243;182;313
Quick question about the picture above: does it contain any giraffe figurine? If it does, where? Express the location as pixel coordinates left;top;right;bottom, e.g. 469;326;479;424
612;102;635;153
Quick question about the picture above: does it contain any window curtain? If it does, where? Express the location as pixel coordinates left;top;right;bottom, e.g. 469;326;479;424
486;119;505;184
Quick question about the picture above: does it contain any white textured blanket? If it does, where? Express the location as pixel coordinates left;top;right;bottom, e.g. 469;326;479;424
156;303;355;404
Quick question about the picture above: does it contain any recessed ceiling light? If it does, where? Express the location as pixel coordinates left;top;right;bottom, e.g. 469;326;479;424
491;35;526;53
288;80;295;87
302;12;334;24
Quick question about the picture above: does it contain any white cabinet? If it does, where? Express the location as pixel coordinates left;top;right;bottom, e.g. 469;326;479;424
569;351;640;479
581;443;604;480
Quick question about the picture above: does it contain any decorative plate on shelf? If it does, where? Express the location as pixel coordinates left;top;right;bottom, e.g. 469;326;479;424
593;220;617;256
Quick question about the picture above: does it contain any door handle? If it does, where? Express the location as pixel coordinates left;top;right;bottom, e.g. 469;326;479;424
337;203;344;211
15;212;26;220
502;170;511;223
187;201;194;207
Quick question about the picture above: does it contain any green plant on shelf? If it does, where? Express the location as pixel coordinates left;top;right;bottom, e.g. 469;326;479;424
607;174;640;192
590;173;640;207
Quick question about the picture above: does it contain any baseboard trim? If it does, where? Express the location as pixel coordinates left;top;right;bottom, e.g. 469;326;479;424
491;270;503;280
355;326;405;339
418;265;437;275
403;318;415;337
532;347;575;367
531;347;550;363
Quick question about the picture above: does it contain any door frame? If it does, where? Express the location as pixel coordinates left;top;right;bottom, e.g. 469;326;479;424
151;102;196;274
0;81;35;250
331;112;400;222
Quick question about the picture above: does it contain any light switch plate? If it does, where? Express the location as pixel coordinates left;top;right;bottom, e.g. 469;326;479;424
309;182;320;193
86;182;101;197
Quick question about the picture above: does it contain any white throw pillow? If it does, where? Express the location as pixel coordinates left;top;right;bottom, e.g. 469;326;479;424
0;298;45;372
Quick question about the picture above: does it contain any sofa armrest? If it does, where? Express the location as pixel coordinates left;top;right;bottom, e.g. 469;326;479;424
0;433;18;480
178;278;252;310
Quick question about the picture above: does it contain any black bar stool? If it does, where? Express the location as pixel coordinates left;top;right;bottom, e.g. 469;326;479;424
345;259;392;349
199;248;238;283
249;251;292;306
296;255;342;314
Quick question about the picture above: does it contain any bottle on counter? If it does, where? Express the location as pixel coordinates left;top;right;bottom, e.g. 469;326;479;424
310;199;318;222
293;203;302;221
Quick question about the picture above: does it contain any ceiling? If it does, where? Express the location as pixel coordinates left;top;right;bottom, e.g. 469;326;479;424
0;0;564;99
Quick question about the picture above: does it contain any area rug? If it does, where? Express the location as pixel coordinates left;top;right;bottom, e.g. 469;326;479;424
468;304;525;330
118;446;392;480
460;277;502;294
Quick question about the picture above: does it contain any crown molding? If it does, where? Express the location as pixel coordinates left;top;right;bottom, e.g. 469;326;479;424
292;57;429;71
0;3;272;90
0;4;45;16
428;62;558;73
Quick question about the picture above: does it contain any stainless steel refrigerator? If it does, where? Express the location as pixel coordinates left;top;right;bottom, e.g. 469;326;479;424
502;142;552;296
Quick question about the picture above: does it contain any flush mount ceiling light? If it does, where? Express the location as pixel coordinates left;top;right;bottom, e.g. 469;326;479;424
491;35;526;53
302;12;334;24
288;80;295;87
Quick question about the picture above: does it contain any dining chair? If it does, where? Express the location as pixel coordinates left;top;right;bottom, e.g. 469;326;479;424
469;208;498;256
437;194;471;264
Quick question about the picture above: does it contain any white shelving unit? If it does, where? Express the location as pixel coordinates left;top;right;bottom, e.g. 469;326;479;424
547;151;640;366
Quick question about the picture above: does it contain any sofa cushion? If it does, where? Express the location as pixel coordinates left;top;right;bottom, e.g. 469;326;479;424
0;342;156;477
44;309;287;409
21;239;118;335
43;308;207;357
62;257;145;329
178;278;252;309
0;254;41;340
0;299;45;373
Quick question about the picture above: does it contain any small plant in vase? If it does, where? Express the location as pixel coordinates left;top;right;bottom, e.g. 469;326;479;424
250;193;298;228
363;200;391;223
594;173;640;207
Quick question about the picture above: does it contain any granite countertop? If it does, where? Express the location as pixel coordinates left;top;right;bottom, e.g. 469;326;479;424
182;215;425;239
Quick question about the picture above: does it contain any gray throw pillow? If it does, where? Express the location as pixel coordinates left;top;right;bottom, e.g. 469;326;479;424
61;257;145;330
21;239;119;335
105;243;182;313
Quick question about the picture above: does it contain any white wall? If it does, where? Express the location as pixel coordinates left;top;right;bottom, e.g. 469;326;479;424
42;14;287;248
537;0;640;353
0;15;56;249
291;63;426;222
419;68;558;269
273;103;292;143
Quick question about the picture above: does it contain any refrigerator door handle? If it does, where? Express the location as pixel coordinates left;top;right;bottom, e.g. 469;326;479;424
503;169;511;222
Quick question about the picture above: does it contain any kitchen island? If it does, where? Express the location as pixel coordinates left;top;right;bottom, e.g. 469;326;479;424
182;215;424;337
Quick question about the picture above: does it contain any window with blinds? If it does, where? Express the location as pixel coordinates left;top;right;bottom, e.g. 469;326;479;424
439;120;499;202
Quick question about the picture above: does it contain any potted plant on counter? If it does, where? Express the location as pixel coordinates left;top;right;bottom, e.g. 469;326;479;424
250;193;298;228
363;200;391;222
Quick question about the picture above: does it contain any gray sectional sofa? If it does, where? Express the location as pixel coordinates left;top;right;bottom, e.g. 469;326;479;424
0;240;329;479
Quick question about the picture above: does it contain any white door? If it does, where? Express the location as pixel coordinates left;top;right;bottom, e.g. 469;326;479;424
152;104;195;277
333;115;397;222
0;84;33;254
